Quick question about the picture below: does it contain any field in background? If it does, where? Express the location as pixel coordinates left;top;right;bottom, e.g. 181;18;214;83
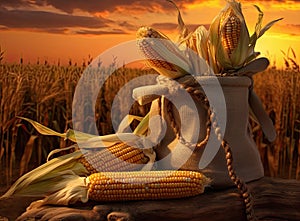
253;67;300;179
0;61;299;188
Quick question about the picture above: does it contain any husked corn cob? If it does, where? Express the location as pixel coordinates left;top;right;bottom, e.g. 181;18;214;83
87;170;210;201
137;27;178;73
137;26;175;56
221;11;241;57
137;26;190;78
78;142;149;174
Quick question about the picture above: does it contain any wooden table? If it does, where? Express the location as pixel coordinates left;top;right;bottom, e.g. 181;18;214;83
0;177;299;221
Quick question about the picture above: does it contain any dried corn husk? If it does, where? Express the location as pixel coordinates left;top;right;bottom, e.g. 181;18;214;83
1;114;156;205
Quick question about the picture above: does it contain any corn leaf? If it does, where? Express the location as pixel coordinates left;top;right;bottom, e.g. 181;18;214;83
133;112;150;136
47;145;78;161
258;18;283;39
249;5;263;46
78;133;141;149
290;47;297;59
65;129;98;143
19;115;151;150
19;135;38;176
117;114;145;133
19;117;65;138
254;5;263;33
0;147;4;162
19;117;98;143
167;0;189;41
235;57;269;76
208;13;223;73
148;65;188;79
1;150;86;198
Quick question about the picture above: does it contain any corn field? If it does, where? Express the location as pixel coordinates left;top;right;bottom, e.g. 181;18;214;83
253;66;300;179
0;60;299;188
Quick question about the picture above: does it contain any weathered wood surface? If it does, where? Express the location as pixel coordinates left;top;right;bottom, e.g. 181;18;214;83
0;177;299;221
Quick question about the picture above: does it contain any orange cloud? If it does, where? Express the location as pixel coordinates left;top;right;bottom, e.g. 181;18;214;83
0;8;111;29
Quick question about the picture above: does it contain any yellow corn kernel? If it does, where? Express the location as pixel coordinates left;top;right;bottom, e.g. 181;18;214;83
87;170;210;201
137;27;179;72
221;11;241;57
137;26;190;78
78;143;149;174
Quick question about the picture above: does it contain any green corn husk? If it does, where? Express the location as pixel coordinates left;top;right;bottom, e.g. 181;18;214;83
209;0;250;71
209;0;282;72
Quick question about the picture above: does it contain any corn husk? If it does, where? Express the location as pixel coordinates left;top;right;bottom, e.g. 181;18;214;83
0;150;87;199
18;116;148;148
208;0;282;72
1;113;155;206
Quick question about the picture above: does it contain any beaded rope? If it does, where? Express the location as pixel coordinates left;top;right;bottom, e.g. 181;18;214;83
159;75;256;221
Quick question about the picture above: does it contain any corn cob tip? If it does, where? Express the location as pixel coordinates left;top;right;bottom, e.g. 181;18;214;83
137;26;169;39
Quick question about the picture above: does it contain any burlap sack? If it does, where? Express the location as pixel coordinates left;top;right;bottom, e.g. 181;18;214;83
133;75;264;188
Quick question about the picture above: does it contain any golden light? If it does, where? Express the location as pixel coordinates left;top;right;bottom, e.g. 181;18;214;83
184;0;222;10
0;0;299;69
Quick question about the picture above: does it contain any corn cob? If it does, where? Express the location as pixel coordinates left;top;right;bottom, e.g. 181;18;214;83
137;26;179;74
1;144;150;205
209;0;282;72
137;26;190;79
78;142;149;174
221;11;241;58
87;170;210;201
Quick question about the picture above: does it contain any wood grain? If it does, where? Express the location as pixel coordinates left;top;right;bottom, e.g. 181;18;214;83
0;177;299;221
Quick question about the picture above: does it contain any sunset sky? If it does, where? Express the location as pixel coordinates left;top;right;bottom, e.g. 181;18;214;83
0;0;299;68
